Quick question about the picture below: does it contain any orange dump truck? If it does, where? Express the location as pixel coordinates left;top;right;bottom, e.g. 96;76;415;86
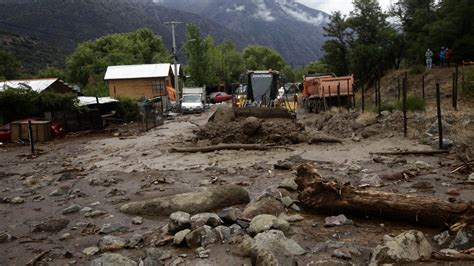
302;73;354;113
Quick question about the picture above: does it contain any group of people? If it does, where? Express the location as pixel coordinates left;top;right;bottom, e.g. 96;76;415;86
425;47;452;70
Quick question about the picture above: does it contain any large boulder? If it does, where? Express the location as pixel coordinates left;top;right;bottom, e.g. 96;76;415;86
190;213;223;230
98;235;128;251
243;117;262;135
248;214;290;235
120;185;250;216
250;230;306;265
370;230;432;265
168;211;191;233
242;195;285;219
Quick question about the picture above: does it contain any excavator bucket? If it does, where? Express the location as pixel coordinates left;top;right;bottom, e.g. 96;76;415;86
232;107;295;120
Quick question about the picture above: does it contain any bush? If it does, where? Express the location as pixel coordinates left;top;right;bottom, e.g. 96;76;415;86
463;67;474;97
116;96;139;122
408;65;425;75
0;87;79;123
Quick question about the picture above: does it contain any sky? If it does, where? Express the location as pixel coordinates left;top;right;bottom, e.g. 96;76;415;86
297;0;394;15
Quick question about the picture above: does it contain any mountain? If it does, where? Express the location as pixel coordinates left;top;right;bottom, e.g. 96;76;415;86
156;0;329;65
0;0;250;73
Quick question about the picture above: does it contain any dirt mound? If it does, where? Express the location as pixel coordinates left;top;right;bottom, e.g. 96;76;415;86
198;107;305;145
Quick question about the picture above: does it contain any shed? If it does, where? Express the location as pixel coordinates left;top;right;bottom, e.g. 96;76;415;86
104;63;179;100
0;78;75;94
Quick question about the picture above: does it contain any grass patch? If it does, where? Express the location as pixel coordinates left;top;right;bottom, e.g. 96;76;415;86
463;67;474;97
408;65;426;75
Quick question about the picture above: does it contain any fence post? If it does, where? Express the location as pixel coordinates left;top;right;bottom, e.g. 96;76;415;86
328;85;332;109
452;72;457;110
436;82;443;149
378;78;382;116
403;76;408;137
346;79;351;109
337;82;341;108
397;76;401;101
361;83;365;112
28;120;35;156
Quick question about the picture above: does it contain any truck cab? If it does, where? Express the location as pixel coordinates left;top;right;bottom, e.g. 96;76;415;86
181;94;204;113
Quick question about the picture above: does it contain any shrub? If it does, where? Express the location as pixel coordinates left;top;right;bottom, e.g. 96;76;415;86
408;65;425;75
116;96;139;122
463;67;474;97
395;95;426;111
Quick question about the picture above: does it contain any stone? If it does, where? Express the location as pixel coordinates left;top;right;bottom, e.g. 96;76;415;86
173;229;191;246
278;178;298;191
169;258;184;266
359;174;382;187
278;213;304;223
60;233;71;240
127;233;144;248
427;120;452;135
32;218;69;233
91;253;137;266
120;185;250;216
446;188;460;196
431;138;454;150
434;230;451;247
10;197;24;204
243;116;262;135
132;216;143;225
169;211;191;233
196;248;211;258
98;235;128;251
414;160;433;170
469;173;474;182
144;248;168;266
80;207;92;212
248;214;277;235
272;218;290;233
82;246;100;256
49;188;64;197
254;230;306;263
201;225;219;247
214;225;232;241
242;195;285;219
449;228;474;250
361;126;379;138
190;213;223;230
370;230;432;265
99;223;129;234
62;204;81;214
85;210;107;218
325;214;353;227
217;207;241;224
332;248;352;260
185;227;204;248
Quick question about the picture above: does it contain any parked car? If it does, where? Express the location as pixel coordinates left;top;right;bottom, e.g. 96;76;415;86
0;124;11;142
180;94;204;114
209;92;233;103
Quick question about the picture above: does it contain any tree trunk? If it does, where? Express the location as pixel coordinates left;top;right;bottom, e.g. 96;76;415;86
295;163;473;227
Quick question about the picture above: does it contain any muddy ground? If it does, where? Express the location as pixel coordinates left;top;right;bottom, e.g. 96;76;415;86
0;103;473;265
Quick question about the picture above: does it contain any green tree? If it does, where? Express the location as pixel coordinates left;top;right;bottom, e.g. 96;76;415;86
0;49;19;79
242;45;286;70
66;28;170;89
185;23;211;86
321;12;351;75
37;67;66;80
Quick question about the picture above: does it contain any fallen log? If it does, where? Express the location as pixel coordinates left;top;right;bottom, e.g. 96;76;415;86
432;252;474;261
170;144;293;153
295;163;473;227
370;150;449;156
120;184;250;216
26;250;50;266
307;135;342;144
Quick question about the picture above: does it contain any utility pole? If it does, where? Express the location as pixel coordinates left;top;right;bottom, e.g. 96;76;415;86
165;21;182;101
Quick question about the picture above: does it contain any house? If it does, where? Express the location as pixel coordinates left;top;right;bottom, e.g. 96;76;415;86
0;78;76;94
104;63;180;100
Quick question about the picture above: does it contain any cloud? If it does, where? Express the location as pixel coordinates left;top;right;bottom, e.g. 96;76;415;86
276;0;328;25
251;0;275;22
226;4;246;12
296;0;393;15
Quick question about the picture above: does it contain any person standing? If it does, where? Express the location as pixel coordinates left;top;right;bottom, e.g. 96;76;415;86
439;47;446;67
425;48;433;70
445;47;452;67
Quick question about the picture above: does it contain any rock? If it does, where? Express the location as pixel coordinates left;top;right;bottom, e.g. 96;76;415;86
10;197;24;204
235;219;250;229
254;230;306;263
80;207;92;212
272;218;290;233
132;216;143;225
144;248;167;266
120;184;250;216
91;253;137;266
449;228;474;250
82;246;100;256
332;248;352;260
0;233;14;243
185;228;203;248
280;196;298;208
446;188;460;196
381;110;391;117
214;225;231;241
242;195;285;219
49;188;64;197
173;229;191;246
168;211;191;233
431;138;454;150
361;126;379;138
32;218;69;233
201;225;219;247
98;235;128;251
278;213;304;223
60;233;71;240
169;258;185;266
127;233;144;248
248;214;277;235
196;247;211;258
190;213;223;230
62;204;81;214
359;174;382;187
236;235;280;265
58;172;75;181
243;116;262;135
99;223;129;234
434;230;451;247
217;207;242;224
370;230;432;264
274;161;293;170
324;214;353;227
414;160;433;170
278;178;298;191
427;120;452;135
85;210;107;218
469;173;474;182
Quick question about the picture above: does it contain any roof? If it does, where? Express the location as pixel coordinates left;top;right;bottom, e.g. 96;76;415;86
104;63;179;80
0;78;59;92
77;96;119;106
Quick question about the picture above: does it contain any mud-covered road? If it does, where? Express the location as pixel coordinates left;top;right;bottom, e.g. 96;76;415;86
1;104;473;265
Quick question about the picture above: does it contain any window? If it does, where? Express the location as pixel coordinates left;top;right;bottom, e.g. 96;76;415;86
152;80;165;95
